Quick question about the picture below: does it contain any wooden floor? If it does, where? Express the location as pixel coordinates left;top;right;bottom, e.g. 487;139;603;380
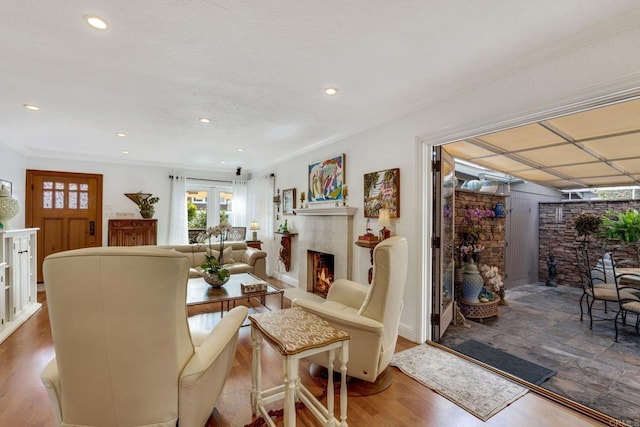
0;283;608;427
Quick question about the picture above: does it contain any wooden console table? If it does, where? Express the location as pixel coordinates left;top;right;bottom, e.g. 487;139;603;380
275;232;297;272
246;240;263;250
355;240;379;284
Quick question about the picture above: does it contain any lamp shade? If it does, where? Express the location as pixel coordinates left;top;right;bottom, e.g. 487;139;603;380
378;208;391;228
250;219;260;241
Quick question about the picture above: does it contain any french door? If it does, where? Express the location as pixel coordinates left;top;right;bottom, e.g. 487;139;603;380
431;147;456;340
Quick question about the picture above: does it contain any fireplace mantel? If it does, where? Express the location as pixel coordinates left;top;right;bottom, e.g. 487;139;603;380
294;207;357;216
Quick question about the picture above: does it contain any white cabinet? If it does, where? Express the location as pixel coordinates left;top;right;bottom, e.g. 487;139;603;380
0;228;41;344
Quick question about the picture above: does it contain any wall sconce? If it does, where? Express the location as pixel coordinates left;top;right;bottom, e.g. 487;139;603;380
250;219;260;241
273;188;281;211
378;208;391;240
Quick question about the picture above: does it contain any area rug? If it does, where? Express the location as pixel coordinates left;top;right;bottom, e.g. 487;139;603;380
451;339;556;385
390;344;528;421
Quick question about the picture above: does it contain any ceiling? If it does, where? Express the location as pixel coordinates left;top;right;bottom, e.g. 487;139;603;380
2;1;640;175
446;97;640;190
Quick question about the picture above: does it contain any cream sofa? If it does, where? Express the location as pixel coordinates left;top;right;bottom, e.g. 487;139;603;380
156;241;268;280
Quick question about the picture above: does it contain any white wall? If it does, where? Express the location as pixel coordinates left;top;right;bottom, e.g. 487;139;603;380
0;142;28;229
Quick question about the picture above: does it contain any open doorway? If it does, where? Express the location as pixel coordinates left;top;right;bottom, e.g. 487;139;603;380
430;96;640;422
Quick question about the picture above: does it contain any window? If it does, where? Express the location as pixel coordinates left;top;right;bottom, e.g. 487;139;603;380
186;184;233;243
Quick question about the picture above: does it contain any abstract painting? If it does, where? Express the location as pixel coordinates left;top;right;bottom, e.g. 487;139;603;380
308;154;345;203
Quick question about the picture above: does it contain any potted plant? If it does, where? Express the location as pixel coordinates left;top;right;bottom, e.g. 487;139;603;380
601;208;640;243
573;212;603;247
196;219;233;287
125;192;159;218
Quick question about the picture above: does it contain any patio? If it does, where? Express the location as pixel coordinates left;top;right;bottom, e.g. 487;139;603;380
440;282;640;423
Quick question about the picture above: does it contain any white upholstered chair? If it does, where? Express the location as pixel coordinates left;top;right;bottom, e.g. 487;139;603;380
40;246;247;427
292;236;408;389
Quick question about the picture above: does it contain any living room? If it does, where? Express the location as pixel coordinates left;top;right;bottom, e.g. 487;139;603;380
3;2;640;426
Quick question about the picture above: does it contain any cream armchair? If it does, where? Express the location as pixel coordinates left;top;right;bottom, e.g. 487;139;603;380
40;247;247;427
292;236;408;387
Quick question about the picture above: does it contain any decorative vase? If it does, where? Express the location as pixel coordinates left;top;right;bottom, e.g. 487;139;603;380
0;185;19;230
203;270;230;288
140;209;154;219
494;203;505;218
462;261;485;302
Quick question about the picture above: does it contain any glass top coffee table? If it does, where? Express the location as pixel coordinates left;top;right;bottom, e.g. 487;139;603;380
187;273;284;320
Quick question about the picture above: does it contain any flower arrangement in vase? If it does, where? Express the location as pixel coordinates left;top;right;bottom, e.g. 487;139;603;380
196;219;233;287
457;207;494;265
480;264;506;304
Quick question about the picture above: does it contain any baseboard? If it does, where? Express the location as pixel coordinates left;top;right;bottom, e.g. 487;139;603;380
272;272;298;287
398;321;417;343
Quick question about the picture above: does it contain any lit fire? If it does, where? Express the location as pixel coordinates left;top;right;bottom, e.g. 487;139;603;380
316;267;334;295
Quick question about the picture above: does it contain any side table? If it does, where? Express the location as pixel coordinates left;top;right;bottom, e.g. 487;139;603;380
246;240;263;250
249;307;350;427
355;240;379;284
274;232;297;272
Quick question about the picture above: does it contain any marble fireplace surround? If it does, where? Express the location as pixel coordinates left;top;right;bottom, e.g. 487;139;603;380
294;206;357;293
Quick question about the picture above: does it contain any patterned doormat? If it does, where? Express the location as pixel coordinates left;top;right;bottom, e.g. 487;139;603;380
390;344;528;421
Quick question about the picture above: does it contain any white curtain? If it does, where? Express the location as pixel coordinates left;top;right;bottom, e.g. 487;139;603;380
168;175;188;244
246;175;275;274
246;176;273;240
231;180;248;228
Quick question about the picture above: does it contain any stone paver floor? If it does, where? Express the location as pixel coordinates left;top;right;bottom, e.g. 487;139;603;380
439;283;640;424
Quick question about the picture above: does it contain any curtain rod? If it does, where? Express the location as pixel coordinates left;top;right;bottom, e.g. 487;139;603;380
169;175;232;184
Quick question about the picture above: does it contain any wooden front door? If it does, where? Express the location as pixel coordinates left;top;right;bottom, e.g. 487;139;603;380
25;170;103;282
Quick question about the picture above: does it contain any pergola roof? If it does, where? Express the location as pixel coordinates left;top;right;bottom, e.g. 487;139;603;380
445;98;640;190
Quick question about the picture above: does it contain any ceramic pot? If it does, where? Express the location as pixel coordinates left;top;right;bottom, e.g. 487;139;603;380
462;261;485;302
0;184;19;230
140;209;154;219
203;270;230;288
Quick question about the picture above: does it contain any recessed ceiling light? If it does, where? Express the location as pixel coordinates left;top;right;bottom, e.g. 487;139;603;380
85;15;108;30
237;148;244;152
121;150;129;155
324;87;338;95
199;118;211;123
116;133;126;137
24;104;40;111
220;161;226;164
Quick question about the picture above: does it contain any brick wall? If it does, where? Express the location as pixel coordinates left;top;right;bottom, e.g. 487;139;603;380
455;190;506;273
539;200;640;287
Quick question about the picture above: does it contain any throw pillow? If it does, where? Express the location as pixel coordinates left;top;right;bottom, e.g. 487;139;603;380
208;246;235;265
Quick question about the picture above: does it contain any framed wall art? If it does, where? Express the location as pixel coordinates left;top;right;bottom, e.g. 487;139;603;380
363;168;400;218
282;188;296;215
0;179;12;194
308;154;345;203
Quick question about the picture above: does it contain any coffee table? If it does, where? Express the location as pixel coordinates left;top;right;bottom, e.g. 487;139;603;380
187;273;284;319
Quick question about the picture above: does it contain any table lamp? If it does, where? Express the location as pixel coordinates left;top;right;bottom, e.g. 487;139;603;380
250;219;260;241
378;208;391;240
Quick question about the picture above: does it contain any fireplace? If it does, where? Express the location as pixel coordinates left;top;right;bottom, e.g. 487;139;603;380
308;250;335;297
295;206;356;295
